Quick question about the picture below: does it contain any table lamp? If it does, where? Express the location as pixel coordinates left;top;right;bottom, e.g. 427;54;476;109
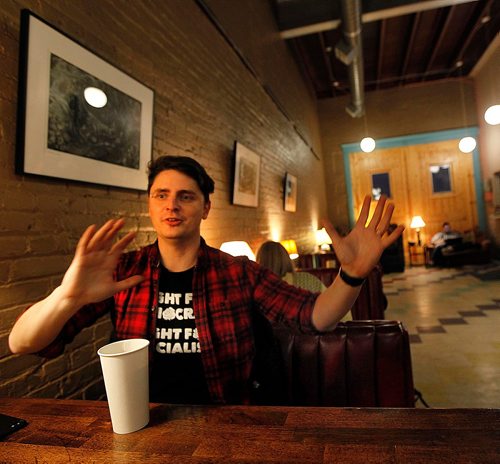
410;216;426;246
220;241;256;261
280;239;298;260
316;228;332;252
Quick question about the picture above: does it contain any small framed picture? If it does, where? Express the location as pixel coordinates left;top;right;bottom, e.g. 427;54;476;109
16;10;154;191
232;142;261;207
284;172;297;212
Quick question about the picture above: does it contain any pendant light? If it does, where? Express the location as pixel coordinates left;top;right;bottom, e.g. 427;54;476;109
479;13;499;125
484;105;500;125
359;109;375;153
457;61;476;154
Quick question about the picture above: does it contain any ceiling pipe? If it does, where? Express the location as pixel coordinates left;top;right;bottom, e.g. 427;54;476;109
335;0;364;117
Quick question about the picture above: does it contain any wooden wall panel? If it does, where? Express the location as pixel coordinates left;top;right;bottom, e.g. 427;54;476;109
349;140;476;246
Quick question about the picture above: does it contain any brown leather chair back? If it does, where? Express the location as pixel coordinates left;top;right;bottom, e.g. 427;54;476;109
272;320;415;407
295;265;388;320
350;265;387;320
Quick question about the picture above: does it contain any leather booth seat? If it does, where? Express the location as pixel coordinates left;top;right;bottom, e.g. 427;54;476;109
261;320;415;407
298;265;387;320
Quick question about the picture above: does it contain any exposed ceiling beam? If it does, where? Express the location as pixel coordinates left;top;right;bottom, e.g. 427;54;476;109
452;0;495;66
424;5;456;75
376;19;387;90
399;11;422;84
280;0;479;39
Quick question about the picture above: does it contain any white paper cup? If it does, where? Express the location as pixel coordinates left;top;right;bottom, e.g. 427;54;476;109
97;338;150;434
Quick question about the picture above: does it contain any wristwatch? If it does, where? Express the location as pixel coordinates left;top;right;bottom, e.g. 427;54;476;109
339;268;366;287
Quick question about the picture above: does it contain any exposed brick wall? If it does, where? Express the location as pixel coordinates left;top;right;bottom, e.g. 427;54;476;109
0;0;327;399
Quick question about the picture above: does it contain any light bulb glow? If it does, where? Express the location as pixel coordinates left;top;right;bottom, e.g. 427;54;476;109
484;105;500;125
84;87;107;108
220;241;256;261
458;136;476;153
360;137;376;153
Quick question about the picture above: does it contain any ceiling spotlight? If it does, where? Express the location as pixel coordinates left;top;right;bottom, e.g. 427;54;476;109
458;136;476;153
84;87;107;108
484;105;500;125
360;137;376;153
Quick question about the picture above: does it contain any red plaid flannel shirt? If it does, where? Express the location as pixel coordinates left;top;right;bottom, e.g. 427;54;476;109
39;239;318;403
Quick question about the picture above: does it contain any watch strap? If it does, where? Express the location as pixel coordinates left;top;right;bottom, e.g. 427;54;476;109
339;268;366;287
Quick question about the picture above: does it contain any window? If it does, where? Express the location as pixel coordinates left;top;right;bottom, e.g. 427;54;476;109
430;164;452;193
371;172;391;200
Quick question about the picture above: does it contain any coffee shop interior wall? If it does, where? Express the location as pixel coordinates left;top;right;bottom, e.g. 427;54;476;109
1;0;499;400
319;36;500;248
0;0;327;399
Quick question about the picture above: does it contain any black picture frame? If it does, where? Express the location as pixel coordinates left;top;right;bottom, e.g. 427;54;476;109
16;10;154;191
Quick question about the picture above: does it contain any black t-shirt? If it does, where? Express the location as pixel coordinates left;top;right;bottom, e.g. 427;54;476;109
150;266;211;404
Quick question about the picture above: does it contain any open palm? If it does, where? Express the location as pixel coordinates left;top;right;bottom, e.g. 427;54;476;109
60;219;145;307
323;195;404;278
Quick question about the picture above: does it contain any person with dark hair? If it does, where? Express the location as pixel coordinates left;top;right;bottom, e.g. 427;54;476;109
256;241;326;293
9;155;403;405
430;222;462;266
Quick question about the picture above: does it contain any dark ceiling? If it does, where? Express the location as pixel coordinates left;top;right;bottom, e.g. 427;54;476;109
271;0;500;99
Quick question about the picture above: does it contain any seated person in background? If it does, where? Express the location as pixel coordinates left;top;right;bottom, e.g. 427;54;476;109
256;241;326;293
430;222;462;266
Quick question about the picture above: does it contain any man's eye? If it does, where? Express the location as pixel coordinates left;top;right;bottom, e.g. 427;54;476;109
180;194;194;201
154;193;167;200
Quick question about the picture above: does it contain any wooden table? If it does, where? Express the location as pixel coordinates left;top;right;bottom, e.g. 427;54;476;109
408;242;425;267
1;398;500;463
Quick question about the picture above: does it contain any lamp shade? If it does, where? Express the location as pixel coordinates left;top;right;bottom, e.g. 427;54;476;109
220;241;256;261
410;216;426;229
280;239;298;260
315;228;332;251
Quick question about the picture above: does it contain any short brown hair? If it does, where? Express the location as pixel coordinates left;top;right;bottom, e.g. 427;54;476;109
147;155;215;202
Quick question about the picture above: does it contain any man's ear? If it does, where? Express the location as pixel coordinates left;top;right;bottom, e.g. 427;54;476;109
202;200;211;220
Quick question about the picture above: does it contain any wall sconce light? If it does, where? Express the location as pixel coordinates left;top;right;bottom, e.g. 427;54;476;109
280;239;298;260
410;216;426;246
220;241;256;261
315;228;332;252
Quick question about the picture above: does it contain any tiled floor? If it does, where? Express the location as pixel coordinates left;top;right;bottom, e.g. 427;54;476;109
383;262;500;408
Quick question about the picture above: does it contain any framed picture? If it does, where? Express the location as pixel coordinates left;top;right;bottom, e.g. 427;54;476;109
283;172;297;212
16;10;154;191
232;142;261;207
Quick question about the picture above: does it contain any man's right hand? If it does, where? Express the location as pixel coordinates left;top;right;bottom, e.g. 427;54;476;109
8;219;144;355
59;219;145;308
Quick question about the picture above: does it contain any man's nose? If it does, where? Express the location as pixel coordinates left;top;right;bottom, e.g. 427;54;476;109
164;197;179;210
